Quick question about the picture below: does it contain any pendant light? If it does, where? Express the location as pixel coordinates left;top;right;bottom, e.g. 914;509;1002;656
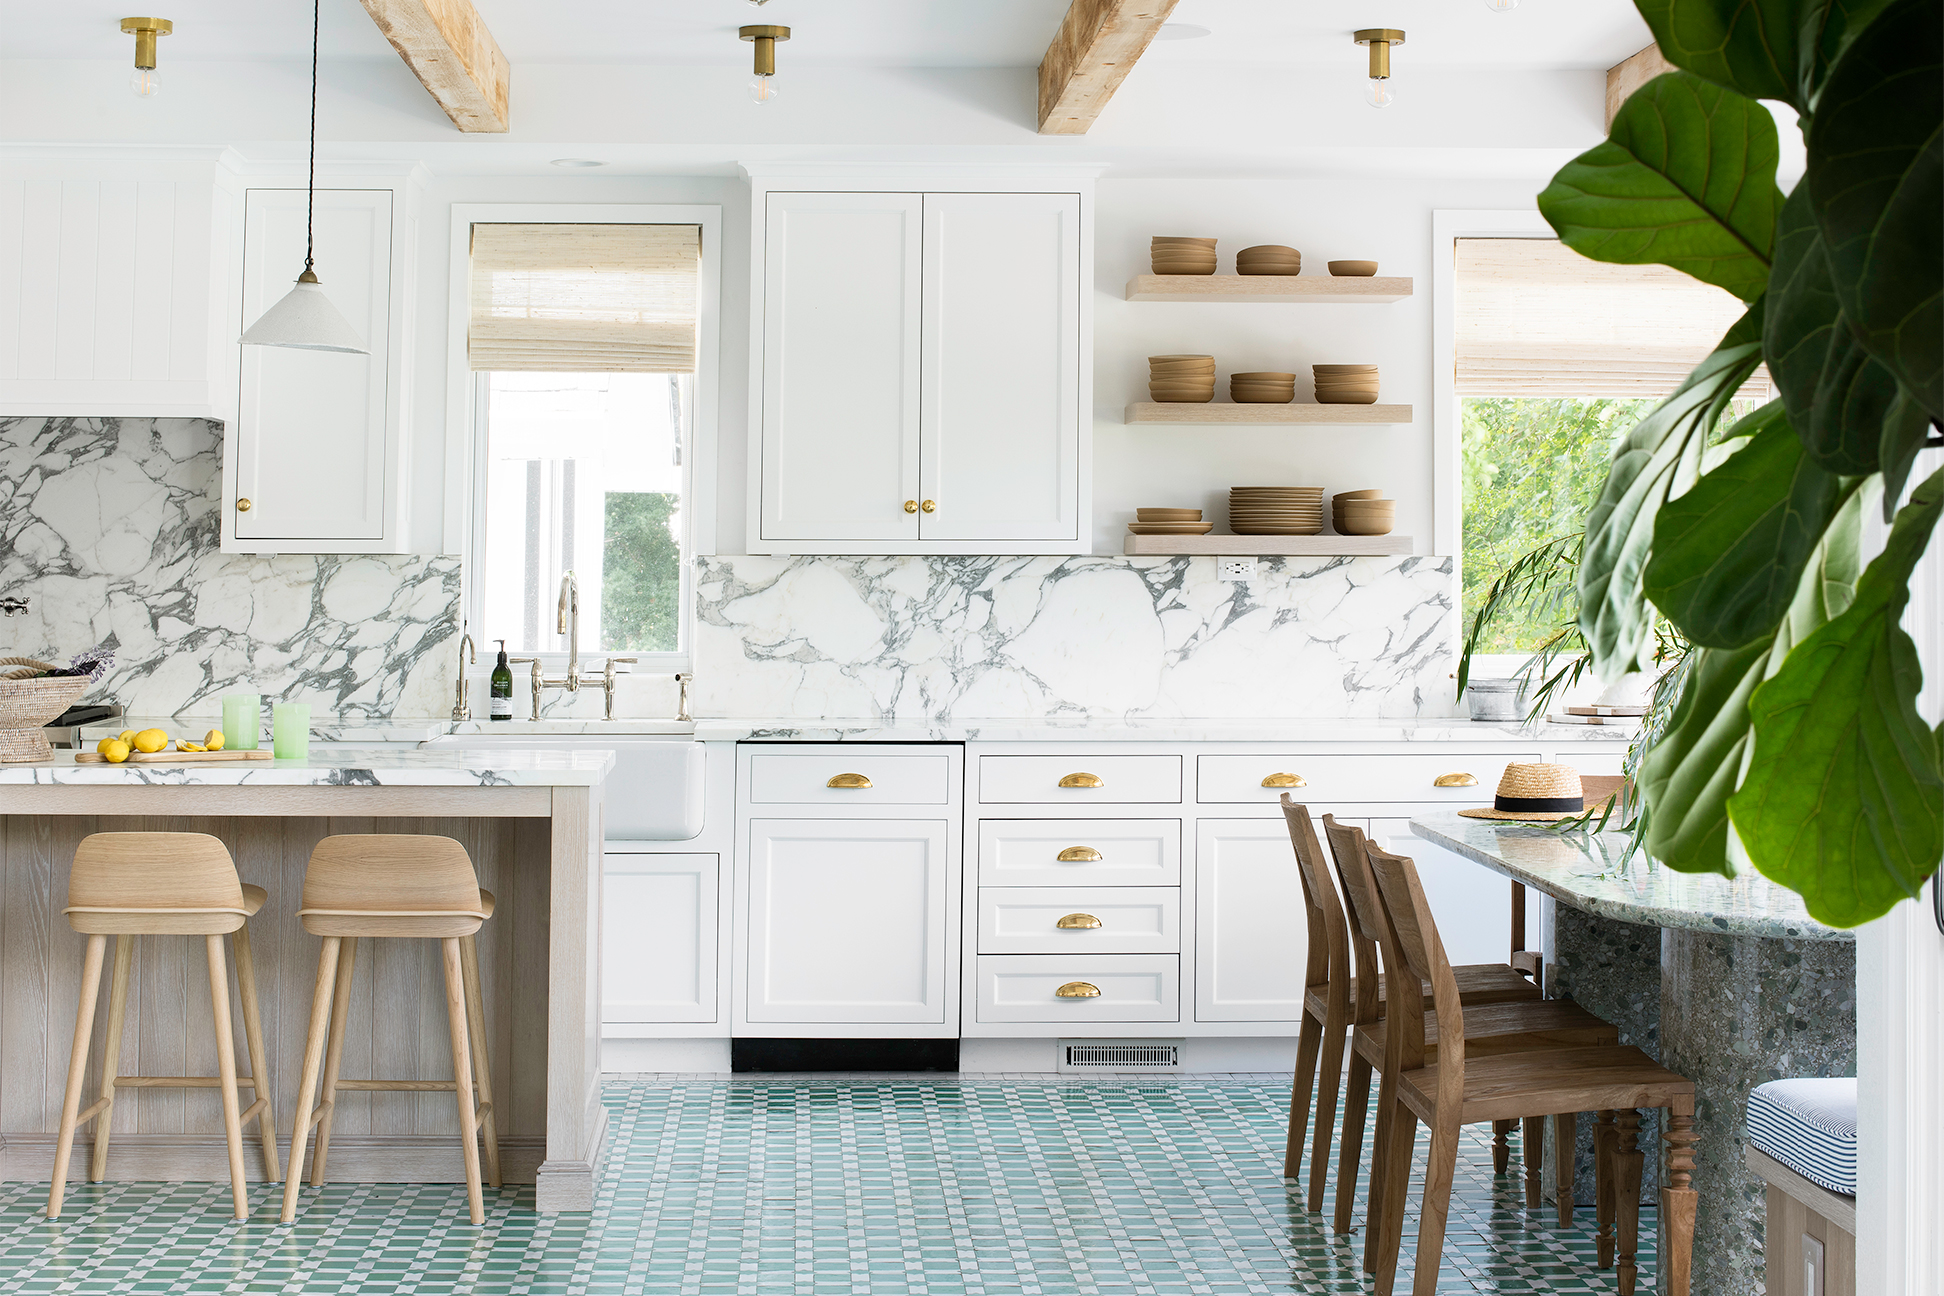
241;0;367;354
1353;28;1405;109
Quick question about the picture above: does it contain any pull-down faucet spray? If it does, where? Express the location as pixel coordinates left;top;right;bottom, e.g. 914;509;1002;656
557;571;581;690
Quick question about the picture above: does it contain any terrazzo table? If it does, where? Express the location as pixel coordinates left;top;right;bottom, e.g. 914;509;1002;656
1410;812;1855;1296
0;747;614;1212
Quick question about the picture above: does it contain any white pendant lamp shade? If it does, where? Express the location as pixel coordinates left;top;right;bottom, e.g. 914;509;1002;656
241;270;368;354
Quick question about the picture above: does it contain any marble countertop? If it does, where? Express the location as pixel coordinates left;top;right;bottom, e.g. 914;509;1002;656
75;716;450;744
0;747;615;787
693;717;1639;744
1409;812;1849;941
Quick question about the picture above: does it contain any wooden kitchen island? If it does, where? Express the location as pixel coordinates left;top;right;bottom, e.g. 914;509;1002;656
0;747;613;1213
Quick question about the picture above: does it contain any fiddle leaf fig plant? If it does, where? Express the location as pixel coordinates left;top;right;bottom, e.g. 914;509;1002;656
1537;0;1943;926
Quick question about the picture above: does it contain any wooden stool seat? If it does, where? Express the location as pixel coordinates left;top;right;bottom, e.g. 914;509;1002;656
49;833;278;1220
1355;998;1617;1061
282;835;500;1226
1396;1044;1694;1124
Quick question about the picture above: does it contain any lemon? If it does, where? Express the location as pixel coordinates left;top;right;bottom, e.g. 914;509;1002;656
118;729;137;744
203;729;225;751
132;728;169;754
178;741;206;752
97;738;131;764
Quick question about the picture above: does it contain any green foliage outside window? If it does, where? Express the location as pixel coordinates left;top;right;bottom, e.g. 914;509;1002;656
602;492;681;653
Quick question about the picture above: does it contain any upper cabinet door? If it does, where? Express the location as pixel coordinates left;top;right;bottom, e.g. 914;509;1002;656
918;193;1082;543
760;192;922;544
233;188;393;544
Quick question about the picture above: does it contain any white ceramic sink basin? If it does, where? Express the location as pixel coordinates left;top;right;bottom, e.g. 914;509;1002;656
424;732;705;841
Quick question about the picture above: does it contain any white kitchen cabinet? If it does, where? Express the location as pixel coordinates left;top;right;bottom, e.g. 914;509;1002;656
1367;816;1540;970
1193;817;1340;1023
603;852;718;1023
750;182;1089;554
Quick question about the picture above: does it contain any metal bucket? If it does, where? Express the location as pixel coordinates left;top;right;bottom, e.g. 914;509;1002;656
1464;676;1532;722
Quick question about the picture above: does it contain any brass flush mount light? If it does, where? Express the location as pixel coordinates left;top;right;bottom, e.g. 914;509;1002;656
740;24;791;103
1353;28;1405;109
121;17;172;97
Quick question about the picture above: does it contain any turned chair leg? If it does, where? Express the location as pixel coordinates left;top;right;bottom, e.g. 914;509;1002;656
1284;1010;1323;1179
459;934;501;1190
48;935;108;1219
1595;1109;1619;1268
1493;1119;1513;1175
440;938;486;1225
1306;1018;1347;1214
1554;1110;1578;1227
281;936;342;1224
1332;1052;1373;1235
1521;1115;1545;1209
311;936;358;1186
1614;1109;1645;1296
1661;1096;1698;1296
231;924;280;1184
90;936;135;1183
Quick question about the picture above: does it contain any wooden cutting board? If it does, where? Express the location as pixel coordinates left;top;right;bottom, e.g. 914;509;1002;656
76;748;276;764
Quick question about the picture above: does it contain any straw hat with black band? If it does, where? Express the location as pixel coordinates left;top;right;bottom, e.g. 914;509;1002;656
1458;763;1587;821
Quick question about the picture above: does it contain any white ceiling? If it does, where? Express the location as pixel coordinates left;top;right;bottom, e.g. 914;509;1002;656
10;0;1651;70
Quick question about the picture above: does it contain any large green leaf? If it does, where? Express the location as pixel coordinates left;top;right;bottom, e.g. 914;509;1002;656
1638;486;1866;873
1806;0;1944;422
1577;302;1767;682
1638;1;1893;112
1878;384;1935;519
1538;71;1783;302
1730;467;1944;925
1644;401;1846;647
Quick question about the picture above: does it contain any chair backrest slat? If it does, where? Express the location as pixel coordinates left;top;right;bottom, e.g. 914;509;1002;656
1319;816;1389;1025
1365;840;1468;1096
67;832;245;913
1278;797;1347;991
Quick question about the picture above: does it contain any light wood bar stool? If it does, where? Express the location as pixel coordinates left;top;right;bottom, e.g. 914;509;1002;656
281;834;500;1225
49;831;279;1220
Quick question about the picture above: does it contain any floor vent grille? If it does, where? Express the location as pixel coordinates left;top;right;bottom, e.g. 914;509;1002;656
1058;1039;1182;1072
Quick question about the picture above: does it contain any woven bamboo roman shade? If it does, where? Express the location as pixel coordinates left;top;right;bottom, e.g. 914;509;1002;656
1455;238;1769;398
468;223;700;372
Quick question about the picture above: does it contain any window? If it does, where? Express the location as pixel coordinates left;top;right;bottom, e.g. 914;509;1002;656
466;221;701;660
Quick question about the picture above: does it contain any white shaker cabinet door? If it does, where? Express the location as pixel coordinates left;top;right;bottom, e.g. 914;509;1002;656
745;819;950;1025
1193;816;1360;1022
1367;817;1539;969
918;192;1082;543
603;852;718;1023
759;192;922;544
233;188;394;544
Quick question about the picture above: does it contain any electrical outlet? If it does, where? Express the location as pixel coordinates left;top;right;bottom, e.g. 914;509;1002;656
1219;558;1257;581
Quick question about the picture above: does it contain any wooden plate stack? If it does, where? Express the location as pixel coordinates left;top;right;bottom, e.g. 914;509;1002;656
1328;260;1379;277
1150;355;1216;402
1130;507;1211;535
1333;489;1396;535
1229;371;1297;403
1230;486;1324;535
1314;364;1379;404
1152;237;1217;275
1236;244;1302;276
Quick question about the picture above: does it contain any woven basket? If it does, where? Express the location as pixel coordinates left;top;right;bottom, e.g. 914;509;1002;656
0;659;93;763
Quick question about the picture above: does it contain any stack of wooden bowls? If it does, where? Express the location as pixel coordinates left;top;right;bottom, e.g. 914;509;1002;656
1313;364;1380;404
1333;490;1396;536
1152;237;1217;275
1130;507;1211;536
1150;355;1217;402
1229;371;1297;404
1235;244;1302;276
1230;486;1324;535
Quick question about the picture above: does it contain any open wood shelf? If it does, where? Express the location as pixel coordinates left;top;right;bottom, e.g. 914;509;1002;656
1124;534;1414;556
1124;274;1413;303
1124;402;1412;425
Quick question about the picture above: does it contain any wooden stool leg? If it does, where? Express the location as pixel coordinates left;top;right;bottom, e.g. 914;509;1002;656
441;938;485;1225
1554;1110;1578;1226
231;924;280;1183
1332;1052;1372;1235
1363;1062;1401;1275
311;936;358;1186
280;936;341;1224
205;935;250;1220
1594;1109;1619;1267
90;935;135;1183
1614;1110;1644;1296
48;934;108;1219
1371;1100;1418;1296
459;934;501;1190
1521;1115;1545;1209
1492;1119;1512;1175
1305;1016;1347;1214
1410;1115;1462;1296
1661;1096;1697;1296
1284;1008;1323;1179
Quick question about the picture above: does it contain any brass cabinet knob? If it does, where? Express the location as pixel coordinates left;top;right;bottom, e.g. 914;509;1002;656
1055;981;1101;998
1433;772;1480;787
1056;913;1102;929
1056;846;1103;862
904;500;918;513
920;499;936;513
826;772;873;789
1261;772;1306;788
1058;772;1104;788
236;498;252;512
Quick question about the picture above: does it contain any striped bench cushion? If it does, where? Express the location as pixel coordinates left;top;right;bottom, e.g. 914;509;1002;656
1747;1077;1856;1196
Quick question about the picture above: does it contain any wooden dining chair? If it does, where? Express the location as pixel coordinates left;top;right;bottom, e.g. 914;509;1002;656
1362;838;1697;1296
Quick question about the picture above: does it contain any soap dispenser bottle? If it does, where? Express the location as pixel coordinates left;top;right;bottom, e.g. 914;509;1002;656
490;640;514;720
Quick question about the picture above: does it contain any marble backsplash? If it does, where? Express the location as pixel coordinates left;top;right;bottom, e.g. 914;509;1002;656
0;417;460;720
693;554;1460;721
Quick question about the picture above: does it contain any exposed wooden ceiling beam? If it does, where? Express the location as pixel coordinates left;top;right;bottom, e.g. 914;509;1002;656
1605;43;1675;131
358;0;510;133
1037;0;1179;136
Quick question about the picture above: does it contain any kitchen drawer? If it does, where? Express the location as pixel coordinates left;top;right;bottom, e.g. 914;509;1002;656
977;819;1181;887
746;751;952;805
978;887;1179;955
978;755;1181;804
1195;752;1544;805
975;955;1179;1023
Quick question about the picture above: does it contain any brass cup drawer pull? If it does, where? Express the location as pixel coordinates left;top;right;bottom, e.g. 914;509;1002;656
1056;846;1103;863
1261;772;1306;788
826;772;873;789
1434;772;1480;788
1056;913;1102;930
1058;772;1104;789
1055;981;1101;998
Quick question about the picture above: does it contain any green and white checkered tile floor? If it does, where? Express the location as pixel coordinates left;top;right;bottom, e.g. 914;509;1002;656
0;1075;1653;1295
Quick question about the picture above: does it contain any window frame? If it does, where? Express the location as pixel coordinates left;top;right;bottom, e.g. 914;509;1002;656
446;203;722;674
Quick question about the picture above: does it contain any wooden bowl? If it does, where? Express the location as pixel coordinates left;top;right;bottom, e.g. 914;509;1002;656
1150;389;1216;403
1316;390;1380;405
1230;371;1297;382
1152;236;1218;246
1136;508;1203;521
1336;516;1394;536
1334;489;1383;502
1327;260;1379;277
